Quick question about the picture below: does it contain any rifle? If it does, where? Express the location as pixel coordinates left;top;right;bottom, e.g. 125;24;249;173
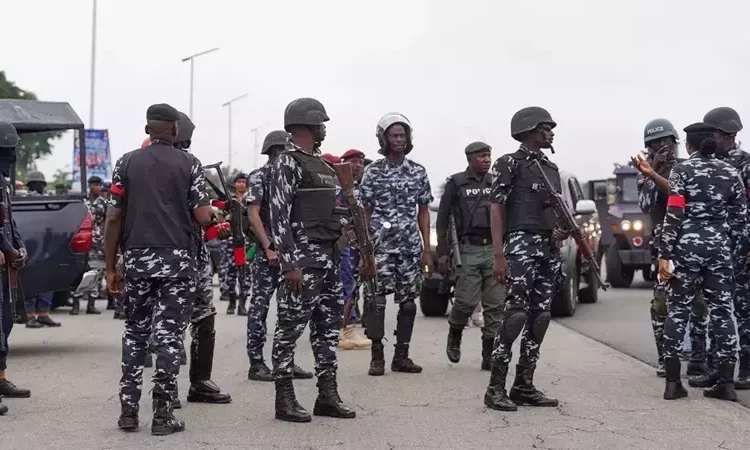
204;163;249;303
333;162;382;328
448;214;462;270
532;159;609;291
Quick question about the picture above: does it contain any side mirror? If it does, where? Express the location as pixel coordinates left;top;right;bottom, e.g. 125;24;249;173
575;199;596;215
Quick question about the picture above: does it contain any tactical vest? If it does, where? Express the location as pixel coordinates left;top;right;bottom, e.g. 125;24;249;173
451;171;492;238
505;155;560;235
286;150;344;242
260;165;272;229
119;143;196;253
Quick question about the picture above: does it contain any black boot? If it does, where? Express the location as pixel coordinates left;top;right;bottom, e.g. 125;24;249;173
686;335;708;377
508;364;559;406
117;404;139;432
481;337;493;371
663;358;688;400
69;296;80;315
106;295;116;310
0;397;7;416
187;316;232;404
248;360;275;381
483;363;517;411
313;375;356;418
86;297;101;315
151;394;185;436
226;293;237;315
704;362;738;401
446;325;463;363
274;379;311;422
734;351;750;390
392;343;422;373
368;340;385;376
237;299;248;316
292;363;313;379
688;368;718;388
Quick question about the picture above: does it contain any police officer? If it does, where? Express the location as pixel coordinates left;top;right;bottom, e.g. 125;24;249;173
172;111;232;406
439;141;504;370
359;112;433;376
25;170;46;195
269;98;355;422
73;175;106;315
0;121;31;415
245;129;314;382
484;107;567;412
106;104;214;435
657;122;743;402
632;119;708;379
219;172;250;316
700;107;750;391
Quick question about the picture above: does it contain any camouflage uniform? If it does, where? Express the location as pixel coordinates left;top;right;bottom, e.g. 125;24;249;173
660;151;743;395
71;195;107;315
219;192;252;315
112;135;208;430
359;156;433;374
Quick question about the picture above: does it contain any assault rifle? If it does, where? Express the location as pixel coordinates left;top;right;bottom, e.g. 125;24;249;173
532;159;609;291
204;162;249;303
448;214;462;270
333;162;382;328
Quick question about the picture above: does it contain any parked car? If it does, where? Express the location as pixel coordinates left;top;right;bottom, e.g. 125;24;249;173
419;170;603;318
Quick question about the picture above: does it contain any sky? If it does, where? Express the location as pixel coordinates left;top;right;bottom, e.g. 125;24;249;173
2;0;750;193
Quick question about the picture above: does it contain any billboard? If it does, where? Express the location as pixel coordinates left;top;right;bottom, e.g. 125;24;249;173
72;129;111;192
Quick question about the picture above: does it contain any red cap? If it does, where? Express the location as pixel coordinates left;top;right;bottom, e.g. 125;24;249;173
321;153;341;164
141;137;151;149
341;149;365;160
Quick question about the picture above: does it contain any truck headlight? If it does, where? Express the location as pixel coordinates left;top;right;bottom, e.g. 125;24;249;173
429;229;438;247
620;220;631;231
633;220;643;231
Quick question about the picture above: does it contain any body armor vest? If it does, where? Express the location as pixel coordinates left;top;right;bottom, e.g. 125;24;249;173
451;171;492;238
505;154;560;235
260;165;272;230
287;150;344;242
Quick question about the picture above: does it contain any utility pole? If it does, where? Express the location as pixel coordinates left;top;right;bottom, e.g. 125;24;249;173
181;47;220;119
88;0;98;128
249;122;272;169
221;93;249;173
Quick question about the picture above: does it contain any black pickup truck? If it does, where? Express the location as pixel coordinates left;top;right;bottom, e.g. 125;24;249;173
1;99;93;308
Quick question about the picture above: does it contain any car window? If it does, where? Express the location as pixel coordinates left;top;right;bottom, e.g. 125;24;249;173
568;177;584;206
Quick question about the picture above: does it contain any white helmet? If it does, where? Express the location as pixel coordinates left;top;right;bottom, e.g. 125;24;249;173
376;112;413;155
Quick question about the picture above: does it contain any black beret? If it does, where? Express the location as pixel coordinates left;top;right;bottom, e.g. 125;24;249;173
234;172;247;183
683;122;717;134
88;175;103;184
146;103;180;122
465;141;492;155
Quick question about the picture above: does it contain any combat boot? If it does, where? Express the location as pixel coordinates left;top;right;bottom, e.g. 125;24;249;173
226;294;237;315
106;295;116;310
292;363;314;379
313;375;356;418
0;398;7;416
688;369;718;388
248;360;274;382
481;337;494;371
483;363;517;411
392;343;423;373
663;358;688;400
86;297;101;315
117;404;139;432
150;394;185;436
446;325;463;363
734;351;750;390
237;300;248;316
274;378;311;422
368;340;385;376
187;319;232;404
704;363;738;402
687;337;708;377
338;325;372;350
508;364;559;407
69;297;80;315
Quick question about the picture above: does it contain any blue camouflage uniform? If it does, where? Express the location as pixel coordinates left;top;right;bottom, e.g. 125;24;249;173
70;195;107;315
660;151;743;392
358;156;433;374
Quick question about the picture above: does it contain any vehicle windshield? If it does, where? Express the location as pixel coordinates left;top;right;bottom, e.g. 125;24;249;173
619;175;639;203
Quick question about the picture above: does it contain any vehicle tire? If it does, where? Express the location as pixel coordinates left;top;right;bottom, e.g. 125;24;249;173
419;283;450;317
605;245;634;288
552;270;577;317
51;290;72;310
642;268;656;282
578;268;599;304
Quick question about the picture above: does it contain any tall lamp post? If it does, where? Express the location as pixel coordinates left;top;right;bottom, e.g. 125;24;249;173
250;121;272;169
221;93;249;172
181;47;220;119
89;0;98;128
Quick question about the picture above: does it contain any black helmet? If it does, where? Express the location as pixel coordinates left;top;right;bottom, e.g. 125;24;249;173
0;121;19;148
465;141;492;155
26;170;46;185
88;175;103;184
376;112;414;155
703;107;743;134
283;98;329;132
643;118;679;145
262;130;290;155
510;107;556;142
176;111;195;144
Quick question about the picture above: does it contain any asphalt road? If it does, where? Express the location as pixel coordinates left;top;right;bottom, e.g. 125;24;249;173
555;274;750;408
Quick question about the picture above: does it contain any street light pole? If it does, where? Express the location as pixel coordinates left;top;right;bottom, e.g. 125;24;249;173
249;121;272;169
88;0;97;128
221;93;249;173
181;47;220;119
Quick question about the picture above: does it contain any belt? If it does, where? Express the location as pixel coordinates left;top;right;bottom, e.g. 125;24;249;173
463;236;492;246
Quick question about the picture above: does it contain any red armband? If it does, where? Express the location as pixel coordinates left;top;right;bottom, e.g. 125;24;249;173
233;247;247;266
204;222;230;241
666;194;686;209
211;199;226;210
110;184;125;196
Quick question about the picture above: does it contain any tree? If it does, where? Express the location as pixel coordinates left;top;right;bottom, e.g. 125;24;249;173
0;71;63;180
51;166;73;190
